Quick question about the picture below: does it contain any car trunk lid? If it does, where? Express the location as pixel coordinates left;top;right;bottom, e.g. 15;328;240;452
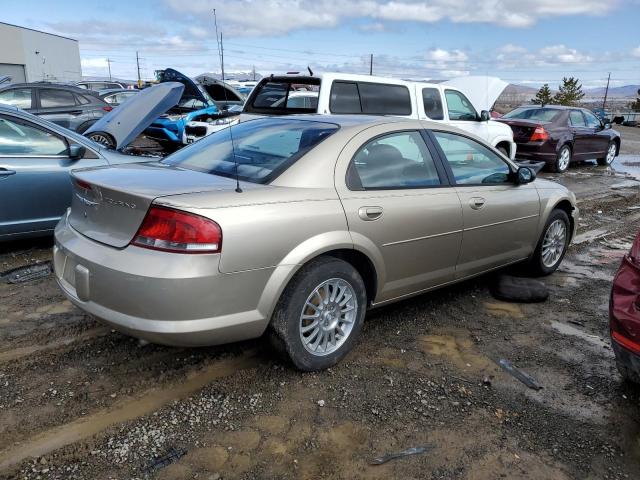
68;162;242;248
496;118;546;142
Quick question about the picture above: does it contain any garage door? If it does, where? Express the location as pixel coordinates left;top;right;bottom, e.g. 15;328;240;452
0;64;26;84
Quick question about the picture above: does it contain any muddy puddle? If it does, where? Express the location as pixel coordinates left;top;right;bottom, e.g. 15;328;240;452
0;352;260;470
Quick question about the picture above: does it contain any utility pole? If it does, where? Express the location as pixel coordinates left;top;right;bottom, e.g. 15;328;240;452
369;54;373;75
252;65;256;81
136;51;141;88
602;72;611;109
106;58;112;81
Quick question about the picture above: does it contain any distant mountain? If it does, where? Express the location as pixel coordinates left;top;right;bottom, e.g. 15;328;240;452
584;85;640;98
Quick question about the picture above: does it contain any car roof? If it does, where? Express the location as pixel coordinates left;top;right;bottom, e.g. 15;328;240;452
515;105;580;111
0;83;98;95
99;88;136;96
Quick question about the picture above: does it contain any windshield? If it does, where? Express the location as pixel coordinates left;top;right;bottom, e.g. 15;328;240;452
246;77;320;114
503;107;561;122
163;118;339;184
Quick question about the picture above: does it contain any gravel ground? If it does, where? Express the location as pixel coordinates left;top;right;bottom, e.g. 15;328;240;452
0;139;639;479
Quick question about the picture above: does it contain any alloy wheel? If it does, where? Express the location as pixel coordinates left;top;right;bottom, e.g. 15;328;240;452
606;143;616;164
299;278;358;356
541;219;567;268
558;148;570;171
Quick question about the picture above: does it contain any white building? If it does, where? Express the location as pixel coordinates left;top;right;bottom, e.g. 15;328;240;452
0;22;81;84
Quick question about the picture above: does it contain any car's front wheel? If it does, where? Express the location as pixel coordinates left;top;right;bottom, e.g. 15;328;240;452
527;209;571;276
269;257;367;371
597;141;617;166
85;131;116;149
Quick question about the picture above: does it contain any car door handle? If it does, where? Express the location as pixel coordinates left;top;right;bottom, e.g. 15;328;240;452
0;168;16;177
469;197;485;210
358;206;383;221
69;110;83;115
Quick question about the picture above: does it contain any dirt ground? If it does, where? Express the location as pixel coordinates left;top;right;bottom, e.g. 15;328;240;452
1;129;640;479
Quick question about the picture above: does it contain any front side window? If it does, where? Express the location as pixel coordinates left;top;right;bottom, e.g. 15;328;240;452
347;131;441;189
0;116;67;156
40;89;77;108
569;111;586;127
422;88;444;120
584;111;602;128
444;90;477;121
433;131;510;185
163;118;338;184
0;88;32;109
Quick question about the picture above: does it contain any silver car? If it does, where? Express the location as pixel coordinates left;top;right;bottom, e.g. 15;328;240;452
53;116;577;371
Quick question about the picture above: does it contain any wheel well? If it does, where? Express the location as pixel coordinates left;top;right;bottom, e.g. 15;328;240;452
554;200;575;240
613;137;620;155
496;141;511;156
321;249;377;304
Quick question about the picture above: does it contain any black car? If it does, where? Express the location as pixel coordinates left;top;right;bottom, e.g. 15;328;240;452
497;105;621;173
0;83;112;133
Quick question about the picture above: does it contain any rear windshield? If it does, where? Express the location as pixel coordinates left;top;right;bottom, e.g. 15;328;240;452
502;107;561;122
247;79;320;114
163;118;338;184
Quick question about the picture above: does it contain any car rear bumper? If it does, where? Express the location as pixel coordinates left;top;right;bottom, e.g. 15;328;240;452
611;338;640;379
53;212;272;347
610;254;640;379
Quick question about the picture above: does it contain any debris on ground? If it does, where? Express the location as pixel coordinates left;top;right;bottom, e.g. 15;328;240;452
370;446;432;465
143;447;187;475
1;261;51;284
496;359;543;391
489;275;549;303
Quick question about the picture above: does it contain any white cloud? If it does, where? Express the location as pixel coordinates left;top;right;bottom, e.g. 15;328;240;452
426;48;468;62
538;44;593;63
162;0;620;36
81;58;109;69
632;46;640;57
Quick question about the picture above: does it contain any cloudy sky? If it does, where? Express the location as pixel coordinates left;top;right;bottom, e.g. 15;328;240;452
4;0;640;88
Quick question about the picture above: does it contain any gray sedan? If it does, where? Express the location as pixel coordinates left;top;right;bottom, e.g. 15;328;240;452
54;115;577;371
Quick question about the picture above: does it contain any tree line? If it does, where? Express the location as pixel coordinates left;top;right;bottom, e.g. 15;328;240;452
531;77;585;106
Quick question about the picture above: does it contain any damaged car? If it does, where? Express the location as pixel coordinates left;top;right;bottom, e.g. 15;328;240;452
0;82;184;240
54;115;576;371
145;69;241;148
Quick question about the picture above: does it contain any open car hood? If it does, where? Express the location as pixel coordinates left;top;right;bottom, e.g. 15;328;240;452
84;82;184;150
159;68;211;106
443;76;508;112
195;74;244;103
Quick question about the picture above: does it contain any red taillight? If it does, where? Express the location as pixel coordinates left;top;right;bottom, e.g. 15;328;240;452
612;330;640;355
102;106;113;112
132;206;222;254
530;126;549;142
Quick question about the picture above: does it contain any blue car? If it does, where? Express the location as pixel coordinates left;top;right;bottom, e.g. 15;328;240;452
145;69;240;148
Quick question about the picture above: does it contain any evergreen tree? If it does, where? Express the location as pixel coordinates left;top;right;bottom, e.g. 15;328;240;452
553;77;585;106
531;84;554;105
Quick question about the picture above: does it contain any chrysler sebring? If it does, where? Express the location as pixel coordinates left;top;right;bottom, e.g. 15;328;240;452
54;116;577;371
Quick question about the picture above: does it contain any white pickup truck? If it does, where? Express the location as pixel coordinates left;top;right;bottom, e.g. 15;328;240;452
240;72;516;159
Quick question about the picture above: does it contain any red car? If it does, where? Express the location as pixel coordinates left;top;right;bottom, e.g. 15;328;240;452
610;232;640;383
497;105;621;173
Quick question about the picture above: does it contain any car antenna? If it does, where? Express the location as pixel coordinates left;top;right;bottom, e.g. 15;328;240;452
213;9;241;193
307;66;313;76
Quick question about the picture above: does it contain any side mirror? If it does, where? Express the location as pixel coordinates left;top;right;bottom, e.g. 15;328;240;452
516;166;535;184
480;110;490;122
68;144;86;160
604;122;612;130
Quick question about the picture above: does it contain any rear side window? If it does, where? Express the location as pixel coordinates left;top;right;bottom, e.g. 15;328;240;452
75;94;91;105
163;118;339;184
330;81;412;115
422;88;444;120
40;89;77;108
569;111;586;127
0;88;32;109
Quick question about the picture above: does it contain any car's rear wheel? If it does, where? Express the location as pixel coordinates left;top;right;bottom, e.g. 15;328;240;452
527;209;570;276
550;145;571;173
597;141;617;166
269;257;367;371
616;358;640;384
85;131;116;149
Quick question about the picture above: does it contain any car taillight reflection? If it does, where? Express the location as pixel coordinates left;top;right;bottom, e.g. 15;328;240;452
132;206;222;254
102;106;113;112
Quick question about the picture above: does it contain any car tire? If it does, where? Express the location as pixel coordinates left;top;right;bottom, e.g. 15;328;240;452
550;145;571;173
85;131;116;149
269;257;367;371
527;209;571;276
597;141;617;166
